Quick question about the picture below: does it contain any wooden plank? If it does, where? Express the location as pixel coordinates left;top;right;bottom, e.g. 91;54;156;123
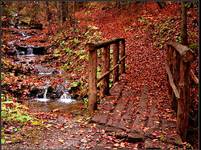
118;98;136;130
102;45;110;96
86;38;125;50
165;62;180;99
91;112;109;125
167;42;194;62
113;42;119;83
120;40;126;74
107;98;130;128
88;49;97;114
131;85;148;133
190;69;199;84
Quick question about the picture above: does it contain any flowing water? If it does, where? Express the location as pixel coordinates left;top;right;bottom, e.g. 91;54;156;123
35;82;50;102
26;47;34;56
11;29;79;113
59;91;75;103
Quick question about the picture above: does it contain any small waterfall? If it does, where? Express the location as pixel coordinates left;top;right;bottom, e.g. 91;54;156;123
36;81;50;102
21;32;27;37
26;47;34;56
35;65;54;75
20;32;31;40
43;87;48;99
58;90;74;103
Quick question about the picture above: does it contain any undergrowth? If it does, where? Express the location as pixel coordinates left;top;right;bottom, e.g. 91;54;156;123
1;94;42;144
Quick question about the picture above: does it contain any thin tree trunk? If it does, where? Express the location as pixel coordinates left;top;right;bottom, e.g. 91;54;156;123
181;2;188;45
58;0;68;25
62;1;67;23
57;1;62;25
116;0;121;8
45;1;51;25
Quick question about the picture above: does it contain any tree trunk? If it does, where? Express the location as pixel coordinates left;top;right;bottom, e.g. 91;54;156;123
58;0;68;25
62;1;67;23
57;1;62;25
181;2;188;45
116;0;121;9
45;1;51;24
157;2;166;9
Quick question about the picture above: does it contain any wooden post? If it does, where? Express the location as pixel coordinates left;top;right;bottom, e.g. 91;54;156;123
88;45;97;114
102;45;110;96
167;42;195;140
181;2;188;45
177;59;191;140
120;40;126;74
167;46;174;100
113;42;119;83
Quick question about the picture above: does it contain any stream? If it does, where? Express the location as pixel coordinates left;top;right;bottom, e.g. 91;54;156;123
8;28;81;113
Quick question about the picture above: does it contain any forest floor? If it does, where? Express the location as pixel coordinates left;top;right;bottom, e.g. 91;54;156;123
2;2;198;150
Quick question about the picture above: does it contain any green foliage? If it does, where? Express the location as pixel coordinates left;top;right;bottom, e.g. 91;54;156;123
1;138;5;144
64;47;73;55
153;17;176;49
138;16;149;24
176;35;182;44
1;98;31;144
75;49;88;60
109;79;113;88
1;96;43;144
159;134;166;142
186;143;193;149
61;63;70;71
189;43;198;51
184;2;193;8
53;49;61;57
84;25;102;43
97;65;101;79
1;100;32;123
82;97;88;108
73;38;80;44
70;81;81;89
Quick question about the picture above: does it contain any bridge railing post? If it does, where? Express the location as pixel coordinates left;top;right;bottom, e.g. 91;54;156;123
88;44;97;114
120;39;126;74
166;41;195;140
102;45;110;96
113;42;119;83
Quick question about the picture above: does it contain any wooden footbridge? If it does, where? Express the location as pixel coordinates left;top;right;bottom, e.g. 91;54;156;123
86;38;198;149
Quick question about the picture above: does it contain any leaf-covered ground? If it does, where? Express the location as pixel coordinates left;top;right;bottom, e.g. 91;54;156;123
2;2;198;150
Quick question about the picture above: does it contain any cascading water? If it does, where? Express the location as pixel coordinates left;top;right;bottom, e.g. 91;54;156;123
35;65;54;75
36;81;50;102
26;47;34;56
20;32;31;40
12;28;77;107
58;90;75;103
